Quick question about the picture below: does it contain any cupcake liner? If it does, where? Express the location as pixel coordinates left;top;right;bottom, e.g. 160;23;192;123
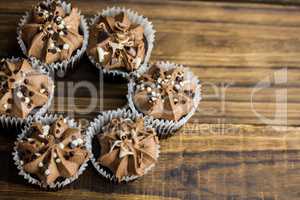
17;0;89;78
0;57;54;128
88;7;156;79
12;113;89;189
127;61;202;137
85;108;160;183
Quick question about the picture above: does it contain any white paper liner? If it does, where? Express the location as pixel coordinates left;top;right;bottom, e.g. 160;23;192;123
12;113;89;189
17;0;89;78
85;108;160;183
87;7;156;79
127;61;202;137
0;57;54;128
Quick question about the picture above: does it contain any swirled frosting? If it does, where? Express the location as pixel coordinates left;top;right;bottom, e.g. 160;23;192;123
21;0;83;64
88;12;146;72
17;117;89;185
133;63;197;121
97;117;159;182
0;58;53;118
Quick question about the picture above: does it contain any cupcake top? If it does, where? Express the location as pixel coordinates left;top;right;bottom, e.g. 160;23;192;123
16;117;89;186
133;63;198;121
0;58;53;118
88;12;146;72
21;0;83;64
97;117;159;182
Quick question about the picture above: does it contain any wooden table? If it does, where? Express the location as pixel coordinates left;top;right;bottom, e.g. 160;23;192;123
1;0;300;199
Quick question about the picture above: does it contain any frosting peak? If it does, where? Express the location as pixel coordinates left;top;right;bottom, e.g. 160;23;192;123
97;117;159;182
22;0;83;64
133;63;197;121
17;117;89;185
0;59;53;118
88;12;146;72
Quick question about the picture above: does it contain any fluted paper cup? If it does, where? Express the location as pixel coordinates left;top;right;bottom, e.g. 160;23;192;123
88;7;156;79
85;108;160;183
127;61;202;137
17;0;89;78
12;113;89;189
0;57;54;128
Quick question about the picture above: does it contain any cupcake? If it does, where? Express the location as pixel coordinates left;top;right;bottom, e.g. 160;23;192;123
0;58;53;127
86;109;160;183
18;0;88;77
87;7;155;78
128;61;201;136
13;115;89;188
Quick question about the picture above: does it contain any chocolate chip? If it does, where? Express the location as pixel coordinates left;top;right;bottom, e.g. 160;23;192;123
27;104;31;109
9;78;15;82
24;79;29;84
29;91;34;96
7;98;12;104
5;109;11;113
48;48;57;54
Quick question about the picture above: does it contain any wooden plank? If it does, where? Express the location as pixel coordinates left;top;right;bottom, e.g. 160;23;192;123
1;123;300;199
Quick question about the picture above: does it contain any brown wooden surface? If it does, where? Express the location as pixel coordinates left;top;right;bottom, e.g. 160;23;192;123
1;0;300;199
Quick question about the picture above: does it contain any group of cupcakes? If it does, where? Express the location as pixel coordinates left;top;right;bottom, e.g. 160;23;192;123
0;0;202;189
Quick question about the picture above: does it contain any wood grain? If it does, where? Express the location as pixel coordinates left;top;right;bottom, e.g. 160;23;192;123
0;0;300;200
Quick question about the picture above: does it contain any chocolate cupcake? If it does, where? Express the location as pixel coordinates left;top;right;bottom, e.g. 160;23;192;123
13;115;89;188
0;58;54;127
86;109;160;183
128;61;201;136
17;0;89;77
88;7;155;78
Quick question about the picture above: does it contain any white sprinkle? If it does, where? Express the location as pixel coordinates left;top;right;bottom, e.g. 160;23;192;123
42;125;50;136
44;169;50;176
38;162;43;168
39;134;45;138
167;75;172;79
53;152;57;158
66;25;70;29
3;104;8;109
171;81;175;85
174;84;181;90
17;91;23;98
63;118;67;123
59;31;64;36
179;81;184;87
146;87;152;93
58;24;64;30
157;78;162;83
96;47;108;62
174;98;179;103
56;16;62;21
35;153;41;157
56;48;61;53
58;143;64;149
20;160;24;165
48;30;54;35
40;88;46;94
77;138;83;145
63;43;69;50
55;158;61;163
151;91;156;97
25;97;30;104
50;43;55;48
27;138;34;142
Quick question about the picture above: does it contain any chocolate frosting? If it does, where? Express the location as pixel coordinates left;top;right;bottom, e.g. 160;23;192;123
17;117;89;185
88;12;146;72
133;64;197;121
22;1;83;64
0;59;53;118
97;117;159;182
